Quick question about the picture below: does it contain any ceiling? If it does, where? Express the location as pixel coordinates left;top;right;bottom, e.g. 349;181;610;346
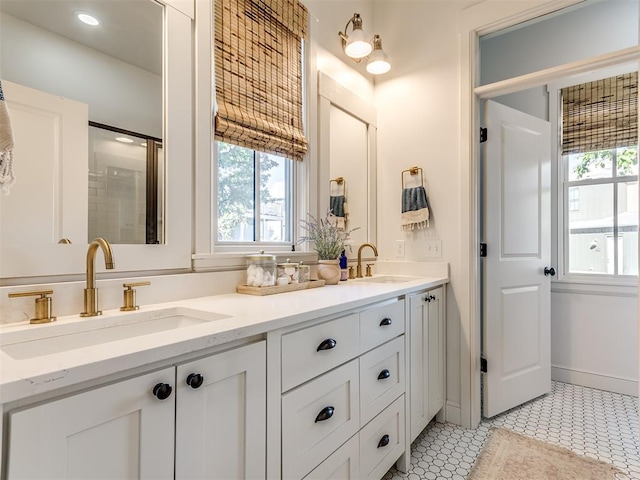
0;0;162;75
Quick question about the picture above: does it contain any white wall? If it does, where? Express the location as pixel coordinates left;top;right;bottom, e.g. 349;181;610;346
480;0;639;85
373;0;467;422
0;13;162;138
551;291;638;396
479;0;639;396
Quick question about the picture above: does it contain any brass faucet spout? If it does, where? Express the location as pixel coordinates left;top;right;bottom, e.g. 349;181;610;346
81;237;115;317
356;243;378;278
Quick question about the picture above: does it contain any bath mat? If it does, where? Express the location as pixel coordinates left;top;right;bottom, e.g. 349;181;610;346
468;428;627;480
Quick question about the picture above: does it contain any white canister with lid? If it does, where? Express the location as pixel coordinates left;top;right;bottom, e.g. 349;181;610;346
277;258;299;284
246;250;276;287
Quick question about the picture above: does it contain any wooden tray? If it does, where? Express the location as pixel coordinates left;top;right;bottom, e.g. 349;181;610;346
236;279;325;296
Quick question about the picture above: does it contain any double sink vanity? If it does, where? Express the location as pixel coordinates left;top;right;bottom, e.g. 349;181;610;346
0;269;447;480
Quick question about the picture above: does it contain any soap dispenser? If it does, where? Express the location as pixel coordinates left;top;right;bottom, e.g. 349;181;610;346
339;250;348;281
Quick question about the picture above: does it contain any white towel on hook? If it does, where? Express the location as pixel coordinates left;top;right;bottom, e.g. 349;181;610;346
0;80;15;194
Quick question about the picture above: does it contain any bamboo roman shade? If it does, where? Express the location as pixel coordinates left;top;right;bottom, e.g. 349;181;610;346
214;0;309;161
561;72;638;155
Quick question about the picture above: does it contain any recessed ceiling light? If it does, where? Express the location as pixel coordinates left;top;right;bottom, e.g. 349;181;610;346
115;137;134;144
77;13;100;26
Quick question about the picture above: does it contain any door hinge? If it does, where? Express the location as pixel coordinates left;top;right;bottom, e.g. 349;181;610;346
480;127;488;143
480;357;487;373
479;243;487;257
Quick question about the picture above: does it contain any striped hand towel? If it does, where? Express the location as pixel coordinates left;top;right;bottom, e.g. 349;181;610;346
0;80;15;194
401;185;430;230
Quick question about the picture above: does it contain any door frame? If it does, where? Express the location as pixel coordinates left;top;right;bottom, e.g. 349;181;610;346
458;0;640;429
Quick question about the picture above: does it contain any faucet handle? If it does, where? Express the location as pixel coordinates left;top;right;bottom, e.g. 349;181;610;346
365;264;374;277
120;282;151;311
8;290;56;324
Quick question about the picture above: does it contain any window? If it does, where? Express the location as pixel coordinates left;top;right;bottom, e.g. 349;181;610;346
560;72;638;278
563;147;638;276
217;142;293;243
212;0;308;249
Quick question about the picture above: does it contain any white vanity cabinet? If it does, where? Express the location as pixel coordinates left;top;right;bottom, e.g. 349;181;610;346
5;341;266;479
408;287;445;442
279;299;406;480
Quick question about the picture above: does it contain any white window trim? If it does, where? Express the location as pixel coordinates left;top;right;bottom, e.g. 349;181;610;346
192;0;316;271
547;63;639;294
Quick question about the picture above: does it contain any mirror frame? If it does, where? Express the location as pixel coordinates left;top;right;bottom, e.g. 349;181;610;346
0;0;193;281
317;72;377;255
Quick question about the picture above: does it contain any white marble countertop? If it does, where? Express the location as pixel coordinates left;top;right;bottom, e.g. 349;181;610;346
0;273;448;404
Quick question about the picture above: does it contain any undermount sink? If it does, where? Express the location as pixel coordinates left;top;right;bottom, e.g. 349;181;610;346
0;307;230;360
356;275;419;284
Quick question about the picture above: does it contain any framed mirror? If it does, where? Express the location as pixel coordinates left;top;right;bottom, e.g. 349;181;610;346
318;72;377;256
0;0;193;280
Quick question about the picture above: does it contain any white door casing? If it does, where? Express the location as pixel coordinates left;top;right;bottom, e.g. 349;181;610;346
482;100;551;418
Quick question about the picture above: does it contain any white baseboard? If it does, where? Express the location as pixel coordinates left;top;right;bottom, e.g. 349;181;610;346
551;366;638;397
445;400;461;425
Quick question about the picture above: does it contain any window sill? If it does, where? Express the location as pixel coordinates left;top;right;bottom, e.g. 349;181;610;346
551;278;637;298
192;251;317;272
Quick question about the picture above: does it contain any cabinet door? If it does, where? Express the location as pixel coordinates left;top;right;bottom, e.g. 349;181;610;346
7;368;176;479
427;287;445;421
409;287;444;442
409;292;429;441
175;341;266;480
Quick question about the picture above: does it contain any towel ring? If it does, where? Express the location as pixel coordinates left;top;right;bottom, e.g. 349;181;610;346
401;166;424;189
330;177;347;196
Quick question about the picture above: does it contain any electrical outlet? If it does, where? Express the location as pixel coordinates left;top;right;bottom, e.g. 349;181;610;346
395;240;405;258
425;239;442;258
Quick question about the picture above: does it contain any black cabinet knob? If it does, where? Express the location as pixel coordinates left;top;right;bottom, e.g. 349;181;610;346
424;296;431;303
315;406;335;423
379;317;392;327
377;369;391;380
186;373;204;389
377;434;390;448
152;382;173;400
317;338;337;352
544;266;556;277
429;295;436;301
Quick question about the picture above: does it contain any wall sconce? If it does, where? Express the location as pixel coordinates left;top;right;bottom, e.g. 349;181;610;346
338;13;391;75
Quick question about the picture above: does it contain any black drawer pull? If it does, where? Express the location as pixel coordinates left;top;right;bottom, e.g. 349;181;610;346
377;434;390;448
315;406;335;423
317;338;337;352
379;317;392;327
377;369;391;380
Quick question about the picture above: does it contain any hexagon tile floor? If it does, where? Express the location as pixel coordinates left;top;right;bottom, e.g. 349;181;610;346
383;381;640;480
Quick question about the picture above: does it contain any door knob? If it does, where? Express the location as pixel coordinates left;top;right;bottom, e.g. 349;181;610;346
544;267;556;277
186;373;204;389
152;383;173;400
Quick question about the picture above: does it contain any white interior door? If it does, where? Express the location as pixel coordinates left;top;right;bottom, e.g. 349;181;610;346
482;100;552;418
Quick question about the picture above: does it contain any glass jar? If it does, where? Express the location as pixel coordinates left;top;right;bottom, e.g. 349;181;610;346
277;258;299;285
246;250;276;287
298;262;310;283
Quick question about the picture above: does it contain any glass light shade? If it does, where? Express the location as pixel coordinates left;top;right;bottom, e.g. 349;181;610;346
366;50;390;74
345;28;372;58
366;36;390;74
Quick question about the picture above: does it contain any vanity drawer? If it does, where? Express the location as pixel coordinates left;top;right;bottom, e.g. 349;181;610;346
360;336;405;425
359;300;404;353
282;359;360;480
359;395;405;480
303;435;360;480
282;314;359;392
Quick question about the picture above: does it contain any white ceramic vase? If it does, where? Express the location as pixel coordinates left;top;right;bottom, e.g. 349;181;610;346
317;259;341;285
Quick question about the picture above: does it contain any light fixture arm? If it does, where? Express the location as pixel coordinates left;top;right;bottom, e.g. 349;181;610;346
338;13;362;49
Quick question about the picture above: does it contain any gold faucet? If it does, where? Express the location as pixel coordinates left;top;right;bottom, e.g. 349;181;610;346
80;237;115;317
356;243;378;278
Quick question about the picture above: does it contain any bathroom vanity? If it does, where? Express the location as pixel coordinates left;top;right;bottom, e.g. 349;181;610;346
0;274;447;479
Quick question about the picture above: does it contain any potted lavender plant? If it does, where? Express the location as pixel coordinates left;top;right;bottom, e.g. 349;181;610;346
299;211;358;284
